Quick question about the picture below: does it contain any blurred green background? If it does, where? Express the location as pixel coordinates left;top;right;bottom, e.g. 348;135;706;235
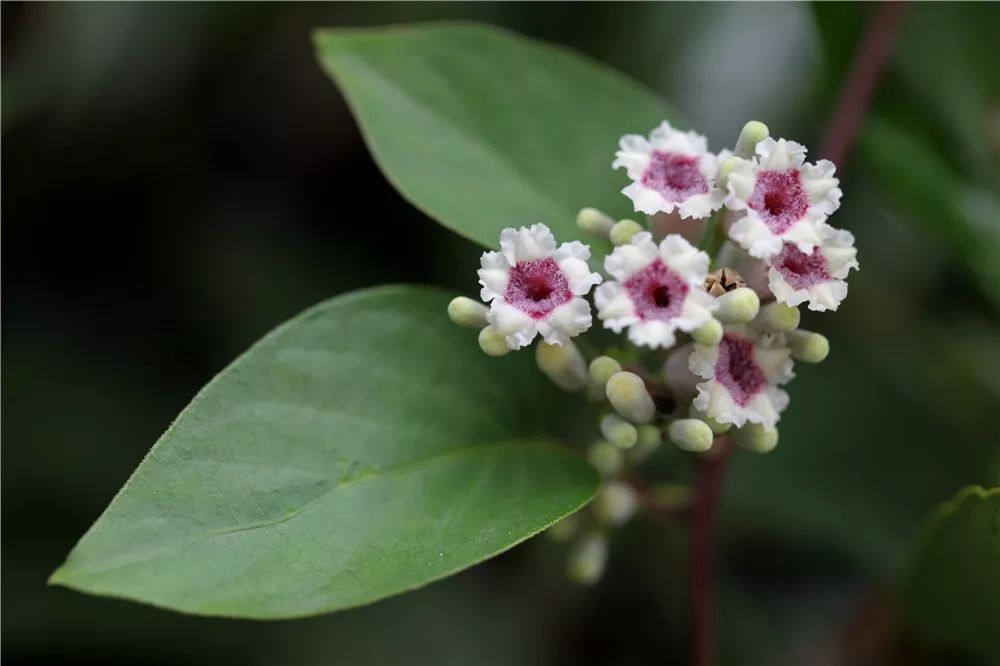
3;2;998;664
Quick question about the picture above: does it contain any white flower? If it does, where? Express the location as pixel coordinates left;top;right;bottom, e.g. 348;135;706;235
767;228;859;312
594;232;716;349
689;325;794;431
478;224;602;350
613;121;726;219
726;137;842;260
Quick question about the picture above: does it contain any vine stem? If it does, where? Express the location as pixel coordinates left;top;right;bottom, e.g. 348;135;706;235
689;440;731;666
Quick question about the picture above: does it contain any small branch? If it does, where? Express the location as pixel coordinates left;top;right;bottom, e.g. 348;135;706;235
819;1;908;169
690;439;731;666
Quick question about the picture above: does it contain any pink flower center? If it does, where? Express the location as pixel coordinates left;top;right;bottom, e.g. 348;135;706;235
772;242;831;290
748;169;810;234
623;258;689;321
641;151;708;202
504;257;571;319
715;333;766;407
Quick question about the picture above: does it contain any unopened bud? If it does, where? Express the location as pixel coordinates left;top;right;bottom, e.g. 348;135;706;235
731;422;779;453
546;514;579;542
600;414;638;450
478;326;510;357
447;296;489;328
610;219;644;246
716;155;742;190
630;425;662;463
714;287;760;324
587;441;624;477
589;356;622;389
734;120;770;159
691;317;723;346
536;341;588;391
576;207;615;238
606;371;656;423
593;481;639;527
688;404;732;435
567;531;608;585
668;418;714;452
753;302;800;332
786;330;829;363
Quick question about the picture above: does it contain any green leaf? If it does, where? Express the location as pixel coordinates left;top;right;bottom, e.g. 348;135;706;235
903;486;1000;664
50;285;598;619
313;22;672;249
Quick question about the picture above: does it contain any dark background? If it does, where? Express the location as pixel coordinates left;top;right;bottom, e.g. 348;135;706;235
3;3;998;665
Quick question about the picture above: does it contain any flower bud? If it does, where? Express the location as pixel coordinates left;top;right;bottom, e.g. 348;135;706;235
714;287;760;324
478;325;510;357
566;531;608;585
447;296;489;328
576;207;615;238
593;481;639;527
600;414;638;450
691;317;723;346
752;302;800;333
734;120;770;159
630;425;662;463
731;423;779;453
689;404;732;435
546;514;579;542
716;155;742;190
668;418;714;452
536;341;588;391
664;343;699;402
606;371;656;423
786;330;830;363
587;441;624;477
609;219;645;246
589;356;622;390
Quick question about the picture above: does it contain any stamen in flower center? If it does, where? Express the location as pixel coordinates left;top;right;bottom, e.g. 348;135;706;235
641;151;708;202
748;169;809;234
715;333;766;406
773;243;831;290
624;258;689;321
504;257;571;319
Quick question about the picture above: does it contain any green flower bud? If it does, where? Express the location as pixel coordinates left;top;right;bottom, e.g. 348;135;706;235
477;325;510;357
606;371;656;423
587;441;624;477
546;514;579;542
668;418;715;452
716;155;742;190
600;414;638;450
576;207;615;238
589;355;622;390
786;330;830;363
447;296;489;328
610;219;645;246
734;120;770;159
566;531;608;585
691;317;723;346
714;287;760;324
688;404;732;435
630;425;662;463
752;302;800;333
593;481;639;527
536;341;588;391
731;422;779;453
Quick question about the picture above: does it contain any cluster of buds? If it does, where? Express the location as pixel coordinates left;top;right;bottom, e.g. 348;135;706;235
447;120;858;583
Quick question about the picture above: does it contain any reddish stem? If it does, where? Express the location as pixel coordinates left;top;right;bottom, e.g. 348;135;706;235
689;440;731;666
819;1;908;168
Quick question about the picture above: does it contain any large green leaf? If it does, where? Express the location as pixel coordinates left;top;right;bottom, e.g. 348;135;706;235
314;23;672;249
903;486;1000;664
50;286;598;618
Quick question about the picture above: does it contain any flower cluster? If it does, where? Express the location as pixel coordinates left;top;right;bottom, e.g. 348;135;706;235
447;120;858;583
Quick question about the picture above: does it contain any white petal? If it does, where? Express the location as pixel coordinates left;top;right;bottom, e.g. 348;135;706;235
688;343;719;380
658;234;710;281
594;281;639;332
604;231;659;281
783;215;836;255
674;288;717;332
801;159;841;214
613;135;653;180
478;250;510;302
623;182;672;215
554;241;602;296
649;121;708;155
499;224;557;264
756;137;806;170
693;379;744;427
820;228;859;278
677;192;717;220
728;214;783;260
767;266;810;308
724;158;757;207
487;301;537;349
741;386;789;430
539;297;592;345
805;280;849;312
755;346;794;384
627;319;678;349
